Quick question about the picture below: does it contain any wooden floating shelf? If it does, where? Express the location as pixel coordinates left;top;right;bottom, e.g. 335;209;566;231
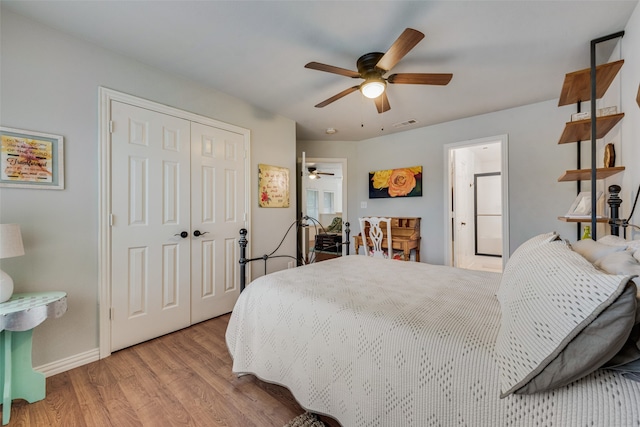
558;60;624;106
558;113;625;144
558;166;625;182
558;216;610;223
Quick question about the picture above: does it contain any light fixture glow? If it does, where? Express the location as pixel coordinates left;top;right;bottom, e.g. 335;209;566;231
360;78;386;99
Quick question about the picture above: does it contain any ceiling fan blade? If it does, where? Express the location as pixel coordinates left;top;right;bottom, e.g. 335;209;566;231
388;73;453;85
374;92;391;114
314;86;359;108
375;28;425;72
318;172;335;176
305;62;361;78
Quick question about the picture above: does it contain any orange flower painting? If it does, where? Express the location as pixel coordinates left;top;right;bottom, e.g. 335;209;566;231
369;166;422;198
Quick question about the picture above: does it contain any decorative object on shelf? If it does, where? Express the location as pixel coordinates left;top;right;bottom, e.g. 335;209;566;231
369;165;422;199
258;164;290;208
0;224;25;303
604;143;616;167
566;191;603;218
581;225;592;240
0;127;64;190
570;106;617;121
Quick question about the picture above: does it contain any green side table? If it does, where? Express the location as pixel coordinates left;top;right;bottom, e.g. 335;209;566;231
0;292;67;425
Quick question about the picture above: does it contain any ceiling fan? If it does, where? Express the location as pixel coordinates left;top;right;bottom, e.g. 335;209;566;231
308;167;334;179
305;28;453;113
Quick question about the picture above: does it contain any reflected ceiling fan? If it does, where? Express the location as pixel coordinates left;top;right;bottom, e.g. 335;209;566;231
308;167;334;179
305;28;453;113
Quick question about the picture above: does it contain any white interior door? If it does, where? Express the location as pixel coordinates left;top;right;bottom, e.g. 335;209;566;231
110;101;192;351
453;149;474;269
190;122;245;323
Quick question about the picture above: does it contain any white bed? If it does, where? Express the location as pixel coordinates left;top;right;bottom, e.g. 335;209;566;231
226;233;640;426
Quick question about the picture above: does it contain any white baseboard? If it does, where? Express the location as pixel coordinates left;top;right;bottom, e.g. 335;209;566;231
34;348;101;378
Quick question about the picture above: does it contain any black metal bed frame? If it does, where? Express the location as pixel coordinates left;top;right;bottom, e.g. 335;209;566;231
238;218;350;292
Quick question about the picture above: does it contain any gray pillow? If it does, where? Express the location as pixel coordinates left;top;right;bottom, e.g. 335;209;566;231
516;281;637;394
496;238;635;397
593;250;640;380
572;238;626;263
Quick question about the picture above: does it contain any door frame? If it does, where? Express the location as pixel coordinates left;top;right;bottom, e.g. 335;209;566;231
98;87;251;359
300;156;348;258
443;134;509;268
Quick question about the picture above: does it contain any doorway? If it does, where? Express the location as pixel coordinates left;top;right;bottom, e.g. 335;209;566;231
299;155;348;263
99;88;250;356
444;135;509;272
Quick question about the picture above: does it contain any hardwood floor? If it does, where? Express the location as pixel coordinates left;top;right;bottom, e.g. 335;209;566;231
6;314;340;426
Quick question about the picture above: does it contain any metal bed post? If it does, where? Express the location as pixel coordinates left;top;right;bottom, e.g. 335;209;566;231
344;222;350;255
608;185;622;236
239;228;248;292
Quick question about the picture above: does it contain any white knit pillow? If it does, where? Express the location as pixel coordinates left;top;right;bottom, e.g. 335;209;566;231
497;232;559;299
496;239;632;396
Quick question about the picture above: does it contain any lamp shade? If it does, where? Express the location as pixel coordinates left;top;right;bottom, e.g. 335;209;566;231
0;224;25;259
360;78;386;99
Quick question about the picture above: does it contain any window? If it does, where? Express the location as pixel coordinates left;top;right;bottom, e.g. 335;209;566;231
323;191;335;214
306;189;319;221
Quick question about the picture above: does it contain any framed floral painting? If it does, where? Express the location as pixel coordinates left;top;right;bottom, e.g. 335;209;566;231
258;163;290;208
369;166;422;199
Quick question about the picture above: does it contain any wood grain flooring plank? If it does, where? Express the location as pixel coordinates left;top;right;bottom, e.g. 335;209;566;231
7;314;341;427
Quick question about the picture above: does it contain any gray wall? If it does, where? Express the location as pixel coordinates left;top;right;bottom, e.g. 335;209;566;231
0;9;297;366
302;100;575;264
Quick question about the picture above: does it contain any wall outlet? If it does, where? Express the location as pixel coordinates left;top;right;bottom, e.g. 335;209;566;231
361;201;367;208
288;261;295;269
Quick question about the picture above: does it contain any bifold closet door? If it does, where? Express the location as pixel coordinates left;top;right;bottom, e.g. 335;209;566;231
190;122;245;324
110;101;192;351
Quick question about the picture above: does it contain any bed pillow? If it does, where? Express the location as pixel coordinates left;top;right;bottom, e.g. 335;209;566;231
497;232;559;299
515;282;637;393
595;250;640;278
594;250;640;380
598;234;629;247
598;235;640;263
495;238;635;397
571;238;626;263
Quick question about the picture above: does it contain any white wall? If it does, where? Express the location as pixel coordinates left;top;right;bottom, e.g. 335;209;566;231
0;9;297;367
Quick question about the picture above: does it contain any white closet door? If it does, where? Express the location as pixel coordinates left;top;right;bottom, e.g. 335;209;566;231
190;122;245;323
110;101;191;351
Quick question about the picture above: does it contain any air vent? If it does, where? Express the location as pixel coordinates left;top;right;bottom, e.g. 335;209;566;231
392;119;418;128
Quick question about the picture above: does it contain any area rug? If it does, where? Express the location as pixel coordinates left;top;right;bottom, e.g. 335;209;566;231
283;412;326;427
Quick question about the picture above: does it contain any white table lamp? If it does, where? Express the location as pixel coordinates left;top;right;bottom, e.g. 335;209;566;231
0;224;25;303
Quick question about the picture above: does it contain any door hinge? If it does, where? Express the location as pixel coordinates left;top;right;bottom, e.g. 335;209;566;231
109;121;114;133
109;307;114;320
109;213;114;227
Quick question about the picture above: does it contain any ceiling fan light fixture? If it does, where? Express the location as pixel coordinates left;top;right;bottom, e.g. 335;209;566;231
360;78;386;99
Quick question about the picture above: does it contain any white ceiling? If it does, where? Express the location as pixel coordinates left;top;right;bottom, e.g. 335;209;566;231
2;1;637;141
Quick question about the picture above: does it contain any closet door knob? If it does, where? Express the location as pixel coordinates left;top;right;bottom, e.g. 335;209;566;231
193;230;209;237
174;231;189;238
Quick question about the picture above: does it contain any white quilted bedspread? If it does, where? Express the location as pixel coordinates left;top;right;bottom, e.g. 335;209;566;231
226;256;640;427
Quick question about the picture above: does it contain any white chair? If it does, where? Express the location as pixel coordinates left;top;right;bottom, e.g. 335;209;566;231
358;217;392;259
